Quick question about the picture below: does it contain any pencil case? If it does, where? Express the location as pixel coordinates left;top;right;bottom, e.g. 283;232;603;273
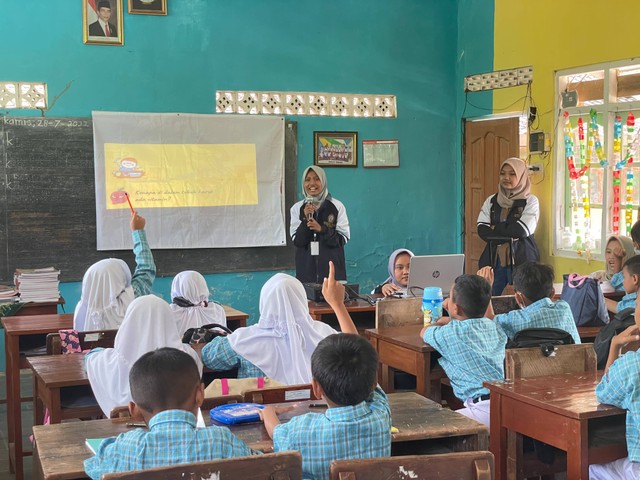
209;403;265;425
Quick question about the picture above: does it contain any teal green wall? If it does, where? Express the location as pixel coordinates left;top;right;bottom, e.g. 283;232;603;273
3;0;494;323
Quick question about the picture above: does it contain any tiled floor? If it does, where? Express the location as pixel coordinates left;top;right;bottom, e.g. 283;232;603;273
0;370;34;479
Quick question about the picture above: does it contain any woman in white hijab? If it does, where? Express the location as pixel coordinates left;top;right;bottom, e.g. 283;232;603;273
86;295;203;417
170;270;227;335
201;272;345;385
73;213;156;331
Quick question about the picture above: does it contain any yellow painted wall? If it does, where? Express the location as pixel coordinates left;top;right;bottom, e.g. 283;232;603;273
493;0;640;278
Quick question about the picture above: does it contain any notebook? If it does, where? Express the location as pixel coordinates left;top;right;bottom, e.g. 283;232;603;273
406;254;465;297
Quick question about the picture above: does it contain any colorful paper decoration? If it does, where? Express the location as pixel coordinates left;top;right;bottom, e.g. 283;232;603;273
564;112;589;179
589;109;608;166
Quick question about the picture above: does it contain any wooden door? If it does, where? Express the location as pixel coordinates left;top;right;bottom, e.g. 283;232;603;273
464;117;519;274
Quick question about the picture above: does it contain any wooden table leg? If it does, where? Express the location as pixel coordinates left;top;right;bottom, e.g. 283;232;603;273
6;334;23;479
567;419;590;479
415;350;431;400
489;392;507;480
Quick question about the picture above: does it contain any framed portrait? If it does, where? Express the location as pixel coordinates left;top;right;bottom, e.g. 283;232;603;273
313;131;358;167
363;140;400;168
128;0;167;15
83;0;124;46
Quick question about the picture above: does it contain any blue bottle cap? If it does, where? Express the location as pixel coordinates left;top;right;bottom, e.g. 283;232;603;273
423;287;443;300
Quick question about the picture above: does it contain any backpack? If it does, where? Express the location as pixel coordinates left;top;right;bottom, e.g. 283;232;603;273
506;327;575;350
559;273;609;327
594;308;635;370
181;323;232;345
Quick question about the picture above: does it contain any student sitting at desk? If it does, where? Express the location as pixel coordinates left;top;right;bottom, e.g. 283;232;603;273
604;255;640;315
74;212;156;331
260;262;391;480
86;295;202;417
421;274;507;427
372;248;414;297
591;235;634;292
589;323;640;479
482;262;580;344
170;270;226;335
200;270;346;384
84;347;255;479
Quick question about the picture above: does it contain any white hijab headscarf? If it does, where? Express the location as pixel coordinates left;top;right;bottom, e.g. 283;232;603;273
227;273;336;385
384;248;415;287
74;259;136;331
169;270;227;334
86;295;203;417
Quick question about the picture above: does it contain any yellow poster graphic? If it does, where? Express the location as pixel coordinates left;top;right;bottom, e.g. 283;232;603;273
104;143;258;209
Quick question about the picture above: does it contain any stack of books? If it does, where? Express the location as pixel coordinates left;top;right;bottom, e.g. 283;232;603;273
0;284;19;303
14;267;60;302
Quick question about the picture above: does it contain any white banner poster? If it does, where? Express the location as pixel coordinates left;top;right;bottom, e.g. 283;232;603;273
93;112;285;250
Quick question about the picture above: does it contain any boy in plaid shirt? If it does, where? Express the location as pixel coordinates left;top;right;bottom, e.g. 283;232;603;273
260;261;391;480
422;274;506;427
84;347;255;479
590;321;640;479
485;262;580;344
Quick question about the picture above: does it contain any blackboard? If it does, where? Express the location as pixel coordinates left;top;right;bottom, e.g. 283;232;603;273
0;116;297;283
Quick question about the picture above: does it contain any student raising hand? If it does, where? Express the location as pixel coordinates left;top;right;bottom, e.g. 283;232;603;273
130;212;146;231
322;261;358;334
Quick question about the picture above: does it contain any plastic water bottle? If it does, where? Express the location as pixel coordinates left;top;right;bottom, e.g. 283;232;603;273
422;287;443;326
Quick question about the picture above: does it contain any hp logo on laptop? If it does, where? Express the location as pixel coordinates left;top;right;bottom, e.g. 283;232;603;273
432;271;440;278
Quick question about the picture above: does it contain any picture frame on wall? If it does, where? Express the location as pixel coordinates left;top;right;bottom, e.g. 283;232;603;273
128;0;167;15
362;140;400;168
83;0;124;46
313;131;358;167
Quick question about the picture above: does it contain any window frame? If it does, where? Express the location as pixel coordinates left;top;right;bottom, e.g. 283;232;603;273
553;58;640;260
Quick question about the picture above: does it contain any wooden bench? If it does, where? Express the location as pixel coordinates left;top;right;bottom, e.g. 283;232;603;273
102;451;303;479
243;384;318;404
375;297;422;328
110;395;244;419
46;328;117;354
329;451;494;480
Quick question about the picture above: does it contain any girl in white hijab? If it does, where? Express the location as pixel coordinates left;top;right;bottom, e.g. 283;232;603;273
201;273;338;385
170;270;227;335
86;295;203;417
74;213;156;331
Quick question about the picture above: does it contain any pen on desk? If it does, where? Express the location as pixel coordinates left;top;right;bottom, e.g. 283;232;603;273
126;422;146;428
308;403;327;408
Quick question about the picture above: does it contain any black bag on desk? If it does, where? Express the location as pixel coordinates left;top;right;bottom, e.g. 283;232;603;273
594;308;635;370
560;273;609;327
506;328;575;350
182;323;232;345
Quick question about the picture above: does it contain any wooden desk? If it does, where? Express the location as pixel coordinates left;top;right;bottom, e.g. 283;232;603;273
222;304;249;330
365;325;442;402
578;326;602;343
308;299;377;333
32;392;488;480
485;371;627;480
1;312;73;480
28;353;99;426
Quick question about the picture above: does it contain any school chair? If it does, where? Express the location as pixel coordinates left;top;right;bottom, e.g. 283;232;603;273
374;296;422;328
242;384;318;404
504;344;625;479
491;295;519;314
101;451;303;479
109;395;243;420
329;451;494;480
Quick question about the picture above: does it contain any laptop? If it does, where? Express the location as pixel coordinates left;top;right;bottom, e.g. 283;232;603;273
406;254;465;297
